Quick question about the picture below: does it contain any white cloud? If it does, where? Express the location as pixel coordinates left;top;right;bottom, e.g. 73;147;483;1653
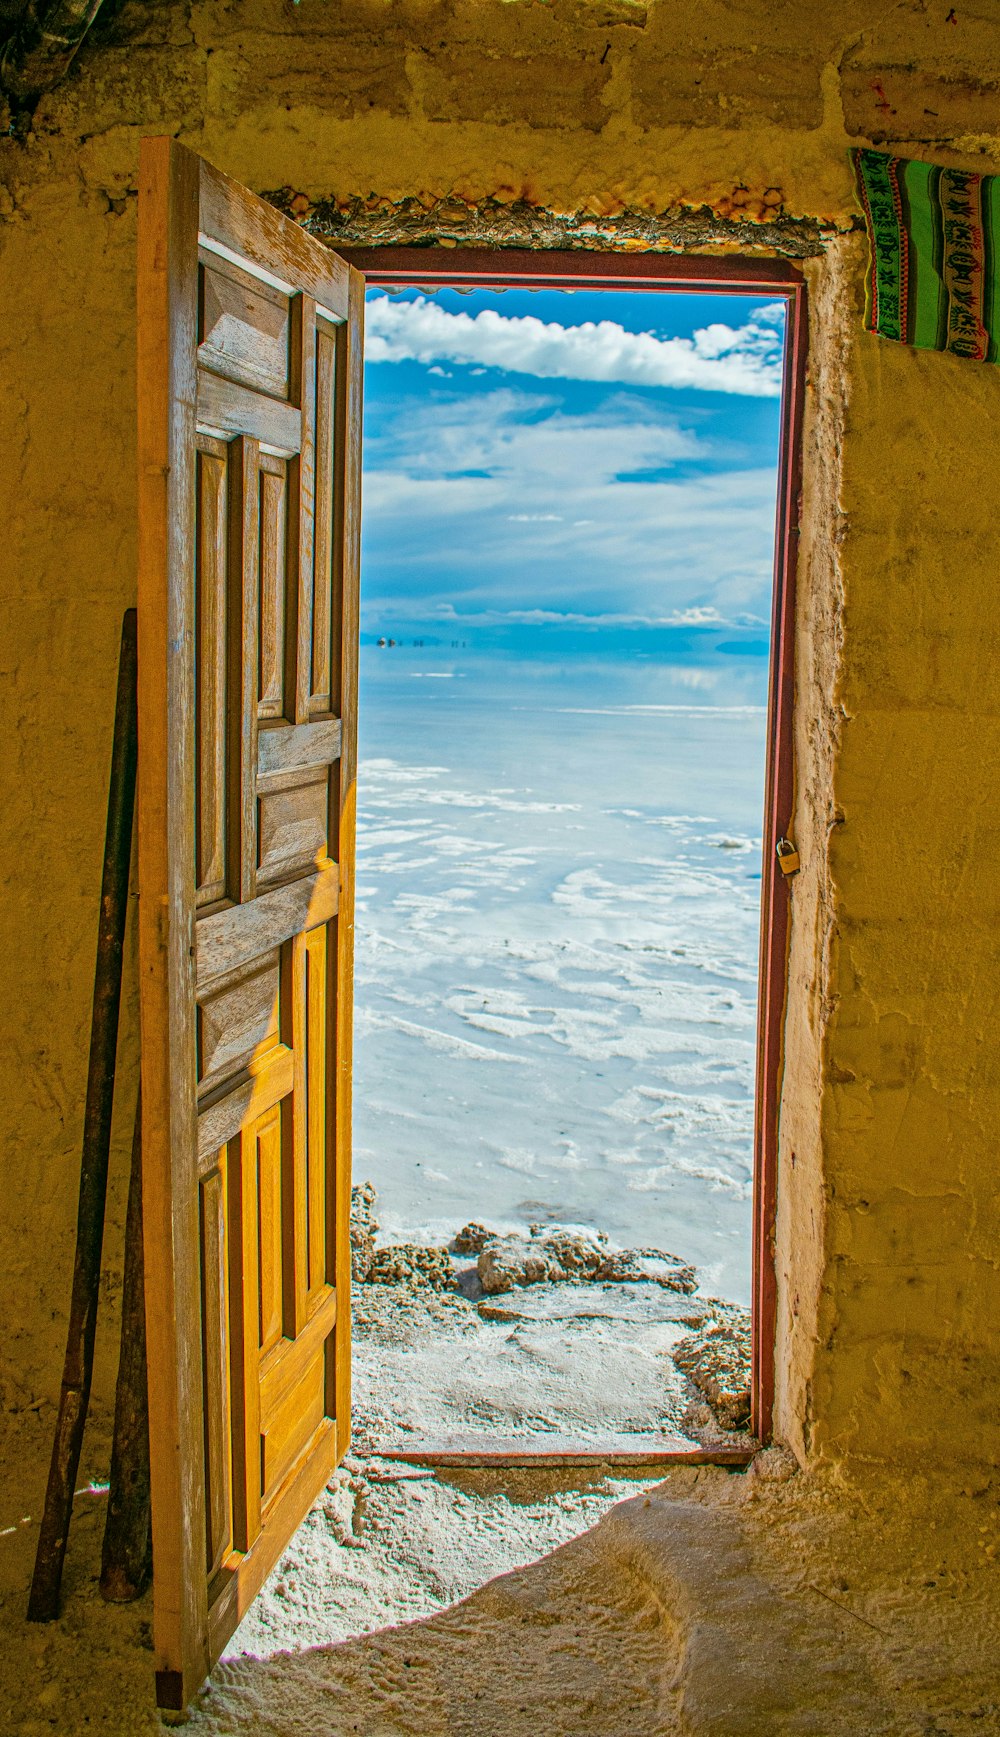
367;386;699;487
382;606;759;629
365;294;785;397
669;606;723;625
361;389;779;627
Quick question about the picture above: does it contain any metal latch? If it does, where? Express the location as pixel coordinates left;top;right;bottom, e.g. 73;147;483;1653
776;837;800;876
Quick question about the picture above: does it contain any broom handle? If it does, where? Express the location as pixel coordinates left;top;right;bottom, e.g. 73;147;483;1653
27;607;138;1623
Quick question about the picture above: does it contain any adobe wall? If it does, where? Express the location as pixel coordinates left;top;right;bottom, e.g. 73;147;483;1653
1;0;998;1468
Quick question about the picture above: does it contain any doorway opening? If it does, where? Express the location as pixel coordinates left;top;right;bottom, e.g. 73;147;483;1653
350;245;802;1394
231;248;805;1660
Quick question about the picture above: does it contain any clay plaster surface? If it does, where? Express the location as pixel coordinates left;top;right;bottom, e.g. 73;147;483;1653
0;0;999;1526
785;233;1000;1468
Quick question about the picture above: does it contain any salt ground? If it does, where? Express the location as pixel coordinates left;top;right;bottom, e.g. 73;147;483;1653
190;1459;1000;1737
226;1217;751;1661
3;1387;998;1735
0;1242;994;1730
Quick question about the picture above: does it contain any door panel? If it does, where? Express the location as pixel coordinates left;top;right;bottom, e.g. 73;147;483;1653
137;137;362;1711
198;253;293;400
195;438;229;907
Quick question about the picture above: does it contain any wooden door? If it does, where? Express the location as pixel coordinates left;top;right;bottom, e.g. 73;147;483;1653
137;138;362;1710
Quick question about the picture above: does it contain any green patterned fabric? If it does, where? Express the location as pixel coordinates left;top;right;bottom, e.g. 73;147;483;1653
853;147;1000;363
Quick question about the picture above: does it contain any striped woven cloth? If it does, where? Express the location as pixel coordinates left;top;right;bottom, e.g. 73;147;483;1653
854;147;1000;362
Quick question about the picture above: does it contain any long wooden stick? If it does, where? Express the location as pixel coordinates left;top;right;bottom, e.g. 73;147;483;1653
28;607;138;1623
100;1084;151;1602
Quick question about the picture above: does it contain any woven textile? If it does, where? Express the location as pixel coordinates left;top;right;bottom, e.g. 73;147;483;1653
853;147;1000;362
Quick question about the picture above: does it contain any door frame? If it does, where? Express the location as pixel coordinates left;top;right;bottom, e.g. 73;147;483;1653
339;244;809;1443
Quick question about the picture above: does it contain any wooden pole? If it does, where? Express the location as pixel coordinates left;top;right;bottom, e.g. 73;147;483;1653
27;607;138;1623
99;1085;151;1602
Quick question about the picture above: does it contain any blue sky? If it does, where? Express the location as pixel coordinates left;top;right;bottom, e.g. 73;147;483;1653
360;286;785;662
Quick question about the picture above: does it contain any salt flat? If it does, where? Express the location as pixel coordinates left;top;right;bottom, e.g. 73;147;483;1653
225;1269;746;1660
354;644;767;1303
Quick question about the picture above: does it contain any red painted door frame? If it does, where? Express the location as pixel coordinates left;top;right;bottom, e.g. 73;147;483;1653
340;245;809;1444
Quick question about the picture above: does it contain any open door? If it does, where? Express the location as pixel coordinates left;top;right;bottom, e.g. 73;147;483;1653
136;138;362;1710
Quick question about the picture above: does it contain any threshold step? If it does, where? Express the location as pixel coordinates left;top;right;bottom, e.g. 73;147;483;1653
370;1433;757;1469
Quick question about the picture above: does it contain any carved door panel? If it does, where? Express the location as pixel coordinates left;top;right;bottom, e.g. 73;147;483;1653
137;138;362;1710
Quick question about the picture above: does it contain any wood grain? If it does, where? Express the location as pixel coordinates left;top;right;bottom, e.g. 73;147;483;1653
261;1367;325;1506
198;252;291;400
291;293;317;724
195;442;228;905
199;156;350;319
197;371;301;455
286;932;310;1338
227;434;260;906
257;717;342;783
339;244;805;295
257;454;287;720
206;1417;337;1661
259;1286;336;1421
195;860;339;985
137;134;211;1710
255;1107;284;1357
304;925;328;1299
378;1436;758;1468
196;1043;294;1163
197;953;280;1093
310;323;337;714
199;1159;233;1580
227;1124;262;1555
256;768;328;887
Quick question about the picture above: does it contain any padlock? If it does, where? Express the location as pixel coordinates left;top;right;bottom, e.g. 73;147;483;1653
776;836;800;876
